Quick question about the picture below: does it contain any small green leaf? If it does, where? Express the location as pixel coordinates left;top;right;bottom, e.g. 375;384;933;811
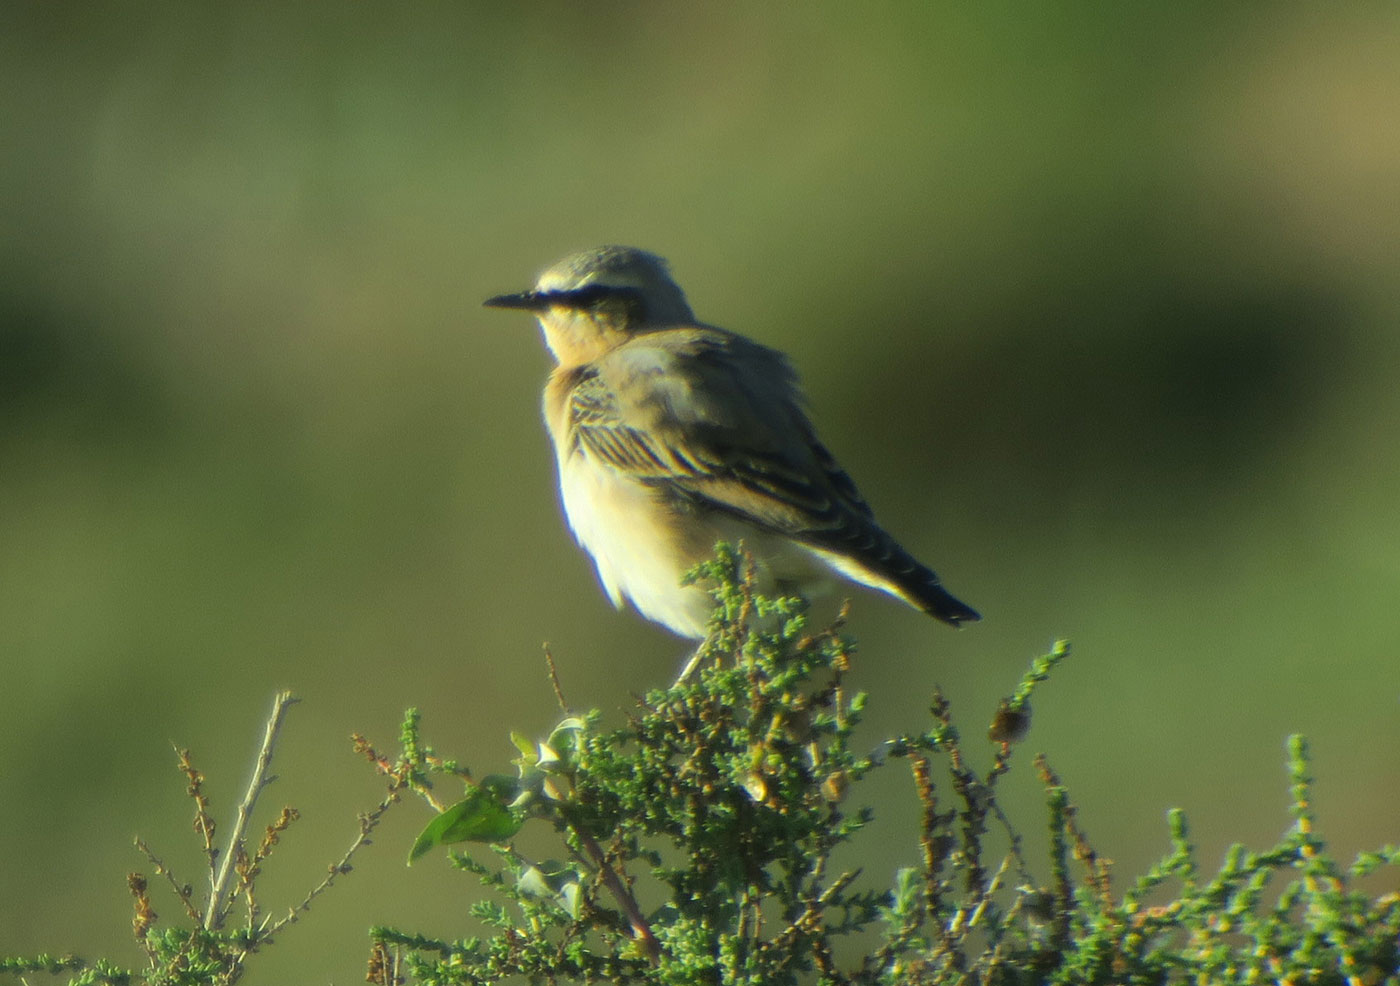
510;731;537;760
549;717;587;747
408;783;522;863
558;880;581;919
516;862;584;917
516;865;553;898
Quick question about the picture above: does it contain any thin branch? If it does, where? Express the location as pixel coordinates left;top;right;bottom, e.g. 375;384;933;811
567;815;661;964
543;644;570;712
263;788;400;939
205;691;299;931
174;746;219;887
134;837;201;923
768;869;860;952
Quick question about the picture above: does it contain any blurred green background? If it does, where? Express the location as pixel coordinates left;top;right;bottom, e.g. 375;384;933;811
3;3;1398;982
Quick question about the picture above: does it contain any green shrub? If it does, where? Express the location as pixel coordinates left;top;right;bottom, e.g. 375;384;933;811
7;544;1398;985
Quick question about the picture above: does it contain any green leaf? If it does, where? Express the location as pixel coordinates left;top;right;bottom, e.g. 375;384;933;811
558;880;581;919
516;865;553;898
408;783;522;863
548;717;587;750
510;731;537;760
516;863;584;918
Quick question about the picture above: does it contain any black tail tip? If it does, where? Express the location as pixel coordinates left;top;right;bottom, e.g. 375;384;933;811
925;590;981;628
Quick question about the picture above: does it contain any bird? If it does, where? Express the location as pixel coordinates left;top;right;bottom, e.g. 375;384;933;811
484;246;979;640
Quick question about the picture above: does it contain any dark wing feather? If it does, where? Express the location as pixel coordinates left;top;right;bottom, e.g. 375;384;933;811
567;336;860;529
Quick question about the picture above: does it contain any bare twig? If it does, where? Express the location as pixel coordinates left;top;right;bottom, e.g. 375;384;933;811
543;644;570;712
568;816;660;964
768;868;859;952
135;837;201;923
205;691;299;931
263;788;400;938
174;746;219;884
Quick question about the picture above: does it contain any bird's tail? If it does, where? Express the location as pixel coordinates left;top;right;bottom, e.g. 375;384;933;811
806;533;980;627
906;575;981;627
881;535;980;626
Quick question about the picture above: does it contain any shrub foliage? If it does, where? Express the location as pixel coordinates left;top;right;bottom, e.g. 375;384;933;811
5;545;1397;985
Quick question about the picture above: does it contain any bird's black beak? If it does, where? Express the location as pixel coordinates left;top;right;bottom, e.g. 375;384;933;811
483;291;548;312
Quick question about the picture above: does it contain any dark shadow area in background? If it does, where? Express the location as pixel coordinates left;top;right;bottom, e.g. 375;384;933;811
883;284;1351;526
0;289;174;443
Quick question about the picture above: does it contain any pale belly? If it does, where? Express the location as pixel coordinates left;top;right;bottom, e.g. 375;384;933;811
556;452;836;638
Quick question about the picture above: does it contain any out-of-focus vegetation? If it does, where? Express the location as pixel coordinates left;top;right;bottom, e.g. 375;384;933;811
3;4;1398;983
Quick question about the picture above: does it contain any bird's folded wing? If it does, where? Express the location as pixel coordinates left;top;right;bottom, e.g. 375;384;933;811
567;350;881;552
566;333;979;626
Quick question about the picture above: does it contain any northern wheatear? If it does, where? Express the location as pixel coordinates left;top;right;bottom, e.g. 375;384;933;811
485;246;979;639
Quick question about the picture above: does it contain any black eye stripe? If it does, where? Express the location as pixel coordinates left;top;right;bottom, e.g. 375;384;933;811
541;285;640;309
